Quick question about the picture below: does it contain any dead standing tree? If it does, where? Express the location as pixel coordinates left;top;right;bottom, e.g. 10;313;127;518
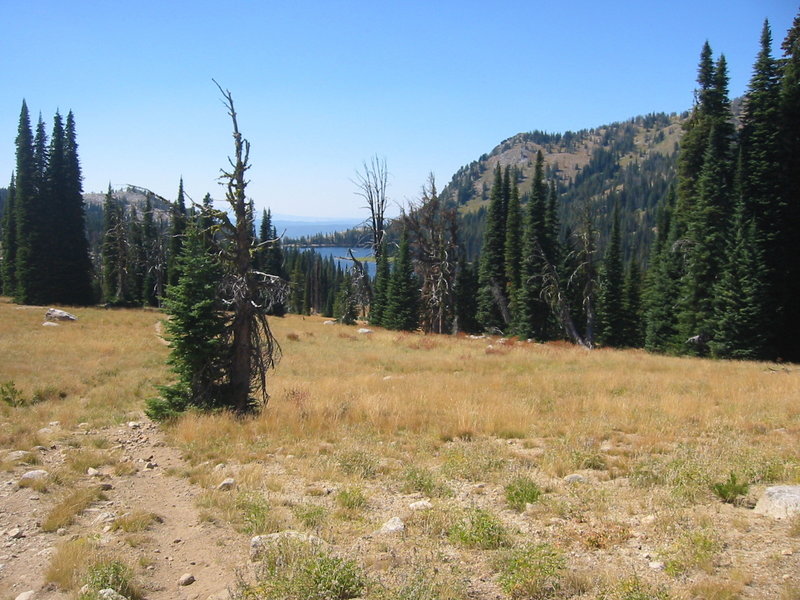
354;155;389;263
402;175;459;334
212;81;281;413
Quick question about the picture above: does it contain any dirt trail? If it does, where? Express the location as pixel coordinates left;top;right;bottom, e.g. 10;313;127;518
1;420;249;600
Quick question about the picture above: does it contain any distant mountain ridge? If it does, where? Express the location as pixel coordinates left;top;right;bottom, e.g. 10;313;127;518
440;111;687;263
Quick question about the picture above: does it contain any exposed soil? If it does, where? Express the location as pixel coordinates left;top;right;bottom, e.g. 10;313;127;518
0;420;249;600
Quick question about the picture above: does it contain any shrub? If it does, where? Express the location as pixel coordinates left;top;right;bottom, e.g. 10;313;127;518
497;543;565;599
336;487;368;511
448;507;509;549
0;381;25;406
505;476;542;511
711;472;749;504
402;466;452;498
336;450;378;479
80;559;140;600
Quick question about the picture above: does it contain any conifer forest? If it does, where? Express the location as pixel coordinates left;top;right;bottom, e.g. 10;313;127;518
2;10;800;389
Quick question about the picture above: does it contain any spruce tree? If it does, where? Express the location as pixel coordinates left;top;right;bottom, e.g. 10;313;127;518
476;165;508;330
1;176;17;296
146;223;227;420
384;228;419;331
166;178;187;288
60;111;94;305
13;101;40;304
141;197;160;306
101;186;129;304
370;240;390;326
454;257;480;333
779;9;800;360
504;181;522;299
621;260;643;347
515;151;549;339
596;204;625;346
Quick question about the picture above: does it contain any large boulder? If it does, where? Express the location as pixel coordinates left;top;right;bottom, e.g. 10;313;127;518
45;308;77;321
754;485;800;519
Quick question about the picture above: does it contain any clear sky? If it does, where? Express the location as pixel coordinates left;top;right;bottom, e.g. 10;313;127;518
1;1;797;218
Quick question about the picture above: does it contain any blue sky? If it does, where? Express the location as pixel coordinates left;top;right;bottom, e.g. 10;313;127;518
1;1;797;218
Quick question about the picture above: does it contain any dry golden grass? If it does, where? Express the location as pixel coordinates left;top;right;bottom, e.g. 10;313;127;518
41;485;105;532
3;301;800;599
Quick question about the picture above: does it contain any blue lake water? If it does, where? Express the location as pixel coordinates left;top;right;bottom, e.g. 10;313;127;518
300;246;375;277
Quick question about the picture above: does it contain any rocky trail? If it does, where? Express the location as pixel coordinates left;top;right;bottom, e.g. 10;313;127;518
1;420;249;600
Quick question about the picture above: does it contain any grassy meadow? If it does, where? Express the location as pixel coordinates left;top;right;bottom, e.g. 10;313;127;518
2;298;799;599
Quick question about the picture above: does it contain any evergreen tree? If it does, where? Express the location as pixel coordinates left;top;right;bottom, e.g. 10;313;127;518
60;111;94;304
504;181;522;298
370;240;390;326
710;202;768;359
515;151;550;339
596;204;625;346
384;228;419;331
258;208;287;316
779;9;800;360
141;197;161;306
1;176;17;296
13;101;41;304
128;208;146;305
166;178;187;288
101;186;129;304
146;223;227;420
334;271;358;325
621;259;643;347
454;258;480;334
476;165;508;330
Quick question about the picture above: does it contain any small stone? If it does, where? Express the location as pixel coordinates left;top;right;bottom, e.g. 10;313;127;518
8;528;24;539
42;321;59;327
217;478;236;491
564;474;586;484
37;428;53;436
78;422;90;429
87;467;100;477
782;548;794;556
323;320;336;325
99;483;113;491
649;561;665;570
97;589;127;600
14;591;35;600
213;463;227;472
640;514;656;525
357;328;373;334
378;517;405;534
409;500;433;511
144;462;157;469
20;469;48;482
127;421;141;429
48;421;60;427
5;451;32;462
178;573;196;586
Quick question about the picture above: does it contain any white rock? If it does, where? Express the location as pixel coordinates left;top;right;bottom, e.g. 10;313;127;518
564;474;586;484
357;328;373;335
754;486;800;519
178;573;196;586
45;308;77;321
640;514;656;525
378;516;405;534
4;451;32;462
127;421;141;429
8;527;24;539
217;478;236;491
20;469;48;481
250;531;324;560
648;561;665;570
97;590;127;600
14;591;35;600
42;321;59;327
323;320;336;325
87;467;100;477
409;500;433;511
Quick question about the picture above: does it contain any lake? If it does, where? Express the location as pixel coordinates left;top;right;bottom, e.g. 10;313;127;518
300;246;375;277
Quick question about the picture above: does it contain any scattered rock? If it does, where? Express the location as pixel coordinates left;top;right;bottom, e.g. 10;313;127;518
99;483;113;491
45;308;77;321
754;486;800;519
14;591;35;600
409;500;432;511
564;474;586;484
323;320;336;325
8;528;24;539
207;590;232;600
97;590;127;600
42;321;59;327
378;517;405;534
217;478;236;491
87;467;100;477
178;573;196;586
144;462;157;470
250;531;325;560
127;421;141;429
649;561;665;570
357;328;373;335
20;469;48;482
4;451;32;463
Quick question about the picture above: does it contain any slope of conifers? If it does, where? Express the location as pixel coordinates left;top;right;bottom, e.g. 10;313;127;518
442;112;684;265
